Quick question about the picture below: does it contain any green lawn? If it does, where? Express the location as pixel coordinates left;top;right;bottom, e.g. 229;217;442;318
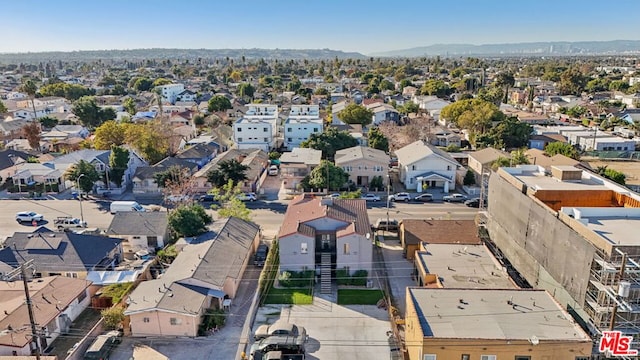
338;289;384;305
263;287;314;305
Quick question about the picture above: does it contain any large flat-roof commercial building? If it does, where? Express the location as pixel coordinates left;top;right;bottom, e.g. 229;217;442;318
486;164;640;351
405;288;592;360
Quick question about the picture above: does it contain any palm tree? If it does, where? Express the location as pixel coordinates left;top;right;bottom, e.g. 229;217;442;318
21;80;39;122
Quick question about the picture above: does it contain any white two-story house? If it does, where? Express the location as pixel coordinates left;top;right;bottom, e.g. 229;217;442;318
284;105;323;150
157;84;185;104
395;140;460;193
233;104;279;151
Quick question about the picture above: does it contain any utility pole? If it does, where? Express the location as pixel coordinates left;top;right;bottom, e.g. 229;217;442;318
3;259;41;360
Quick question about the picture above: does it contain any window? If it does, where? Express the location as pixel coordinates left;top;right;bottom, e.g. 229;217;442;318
301;243;308;254
65;272;78;278
412;165;416;170
424;355;436;360
288;128;292;132
263;127;268;132
143;317;150;323
288;138;292;142
515;356;531;360
238;138;243;142
237;127;242;132
264;138;268;142
481;356;496;360
461;356;470;360
76;289;87;303
343;243;350;254
447;165;451;170
170;317;182;325
313;128;318;132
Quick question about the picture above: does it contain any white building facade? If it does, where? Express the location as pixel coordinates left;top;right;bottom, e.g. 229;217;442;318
284;105;323;150
157;84;185;104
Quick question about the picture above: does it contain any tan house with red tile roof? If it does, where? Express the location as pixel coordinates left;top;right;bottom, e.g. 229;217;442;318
398;219;480;259
278;194;373;292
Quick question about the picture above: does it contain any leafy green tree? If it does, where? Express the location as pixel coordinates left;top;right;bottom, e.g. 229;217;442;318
108;146;129;188
463;169;476;186
420;79;450;97
206;159;249;187
303;160;349;191
38;115;58;129
477;86;504;106
153;78;173;87
596;166;626;185
337;103;373;126
101;306;125;330
399;101;419;115
0;100;7;113
558;68;587;95
130;77;153;92
72;96;115;128
368;127;388;152
478;117;532;149
154;166;187;188
237;83;255;99
510;149;530;165
566;106;586;118
124;121;171;164
93;121;127;150
64;160;101;193
493;72;515;103
300;127;359;160
123;97;136;115
211;180;252;222
39;83;94;100
268;152;281;160
168;204;212;237
369;176;384;191
441;99;505;134
544;142;580;160
208;95;232;112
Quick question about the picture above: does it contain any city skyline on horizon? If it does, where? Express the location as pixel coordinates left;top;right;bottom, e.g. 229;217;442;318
3;0;640;54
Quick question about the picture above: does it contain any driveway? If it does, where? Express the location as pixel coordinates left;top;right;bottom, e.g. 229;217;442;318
254;294;393;360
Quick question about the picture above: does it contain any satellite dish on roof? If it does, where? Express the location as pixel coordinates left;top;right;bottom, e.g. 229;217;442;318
529;335;539;345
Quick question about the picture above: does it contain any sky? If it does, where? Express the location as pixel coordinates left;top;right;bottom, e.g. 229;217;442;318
3;0;640;55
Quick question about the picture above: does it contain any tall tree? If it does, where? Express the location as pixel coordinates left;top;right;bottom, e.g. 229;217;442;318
237;83;255;99
206;159;249;187
337;103;373;126
494;72;515;103
123;97;137;115
38;115;58;129
0;100;7;113
72;96;115;128
22;122;41;150
368;127;389;152
93;121;128;149
20;79;39;122
300;127;359;160
168;204;212;237
207;95;232;112
108;145;129;188
420;79;450;97
64;160;100;193
303;160;349;191
544;142;580;160
211;180;252;221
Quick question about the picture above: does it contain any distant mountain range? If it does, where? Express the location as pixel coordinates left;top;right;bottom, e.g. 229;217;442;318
371;40;640;57
0;48;366;64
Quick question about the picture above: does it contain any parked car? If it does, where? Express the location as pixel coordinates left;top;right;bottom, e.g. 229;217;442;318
268;165;279;176
15;211;44;223
372;219;399;232
54;217;88;231
250;335;306;360
238;192;257;202
83;330;122;360
389;157;398;168
414;193;434;202
254;320;308;341
443;193;468;203
360;193;381;202
327;193;341;199
390;192;411;202
254;244;269;267
199;194;217;202
167;194;191;203
464;198;485;208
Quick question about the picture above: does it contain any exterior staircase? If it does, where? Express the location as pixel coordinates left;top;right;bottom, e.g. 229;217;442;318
320;253;332;294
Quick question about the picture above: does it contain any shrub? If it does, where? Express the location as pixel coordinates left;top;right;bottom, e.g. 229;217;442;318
336;269;350;285
278;270;314;288
198;308;226;335
352;270;368;286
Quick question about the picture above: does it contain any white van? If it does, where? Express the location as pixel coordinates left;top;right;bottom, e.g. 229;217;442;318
110;201;146;214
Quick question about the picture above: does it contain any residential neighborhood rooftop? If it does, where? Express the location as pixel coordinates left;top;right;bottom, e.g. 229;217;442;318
416;244;516;289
